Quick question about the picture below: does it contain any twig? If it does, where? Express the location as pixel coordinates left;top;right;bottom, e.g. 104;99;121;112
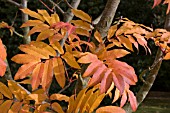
58;82;72;94
39;0;54;13
13;30;24;38
64;0;74;9
48;0;65;15
6;0;23;8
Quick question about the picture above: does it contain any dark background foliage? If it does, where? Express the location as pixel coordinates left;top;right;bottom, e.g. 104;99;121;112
0;0;169;93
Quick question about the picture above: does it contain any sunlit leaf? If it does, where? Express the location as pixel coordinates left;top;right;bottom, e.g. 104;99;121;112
26;94;47;104
53;57;65;88
28;24;49;36
78;52;98;64
94;30;103;43
20;20;43;28
112;88;120;103
52;102;64;113
36;29;55;41
8;102;22;113
0;100;13;113
75;28;90;37
0;39;7;60
70;20;92;30
0;58;7;76
71;9;91;23
50;94;69;102
38;9;51;25
51;41;64;55
107;25;118;40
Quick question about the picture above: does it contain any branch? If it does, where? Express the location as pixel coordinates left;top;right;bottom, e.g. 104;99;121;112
48;0;65;15
39;0;54;12
96;0;120;38
124;12;170;113
6;0;23;8
92;12;103;25
64;0;74;9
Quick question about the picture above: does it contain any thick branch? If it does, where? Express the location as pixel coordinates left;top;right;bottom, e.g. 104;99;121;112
6;0;23;8
96;0;120;38
124;12;170;113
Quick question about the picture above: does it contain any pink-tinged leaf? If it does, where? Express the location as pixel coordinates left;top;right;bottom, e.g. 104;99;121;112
61;52;80;69
36;29;55;41
94;30;103;43
153;0;162;8
96;106;126;113
100;69;112;94
83;60;103;77
14;62;37;80
41;59;53;91
71;9;92;23
112;88;120;103
20;8;44;21
53;57;65;88
0;58;7;76
112;72;125;94
120;91;127;107
88;64;107;87
78;53;98;63
127;90;137;112
20;20;43;28
28;24;49;36
164;0;170;14
31;63;44;91
0;39;7;60
11;54;41;64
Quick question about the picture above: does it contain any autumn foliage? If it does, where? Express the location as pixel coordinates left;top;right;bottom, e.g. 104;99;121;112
0;0;170;113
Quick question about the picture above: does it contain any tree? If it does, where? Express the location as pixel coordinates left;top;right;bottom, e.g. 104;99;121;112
0;0;170;112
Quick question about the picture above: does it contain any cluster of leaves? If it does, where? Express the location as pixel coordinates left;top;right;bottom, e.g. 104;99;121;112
0;5;170;112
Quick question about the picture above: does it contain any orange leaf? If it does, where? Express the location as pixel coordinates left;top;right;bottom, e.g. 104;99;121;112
0;58;7;76
51;13;60;23
0;100;13;113
19;104;30;113
11;54;41;64
28;24;49;36
38;9;51;25
75;28;90;37
96;106;126;113
51;41;64;55
41;59;53;90
117;36;133;51
0;39;7;60
164;52;170;60
78;53;98;64
107;25;118;40
14;62;37;80
0;82;13;99
94;30;103;43
127;90;137;112
71;9;91;23
67;95;75;113
51;103;64;113
20;8;44;21
26;94;47;104
70;20;92;30
30;41;56;57
50;94;69;102
31;63;44;90
53;57;65;88
36;29;55;41
8;102;22;113
106;49;130;59
19;44;50;59
61;52;80;69
20;20;43;28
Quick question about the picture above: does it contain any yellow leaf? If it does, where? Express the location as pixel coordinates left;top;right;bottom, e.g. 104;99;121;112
26;94;47;104
70;20;92;30
8;102;22;113
38;9;51;25
51;13;60;23
18;79;31;84
11;54;41;64
30;41;56;57
67;95;75;113
117;36;133;51
164;52;170;60
51;102;64;113
0;82;13;99
62;52;81;69
74;88;88;113
36;103;50;113
0;93;3;104
20;8;44;21
41;59;53;91
51;41;64;55
53;58;65;88
0;100;13;113
19;104;31;113
89;93;105;113
94;30;103;43
14;62;37;80
20;20;43;28
71;9;91;23
112;88;120;103
31;63;44;91
36;29;55;41
19;45;50;59
50;94;69;102
75;28;90;37
8;80;28;101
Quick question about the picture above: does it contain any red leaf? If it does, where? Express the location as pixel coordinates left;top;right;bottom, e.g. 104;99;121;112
127;90;137;112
